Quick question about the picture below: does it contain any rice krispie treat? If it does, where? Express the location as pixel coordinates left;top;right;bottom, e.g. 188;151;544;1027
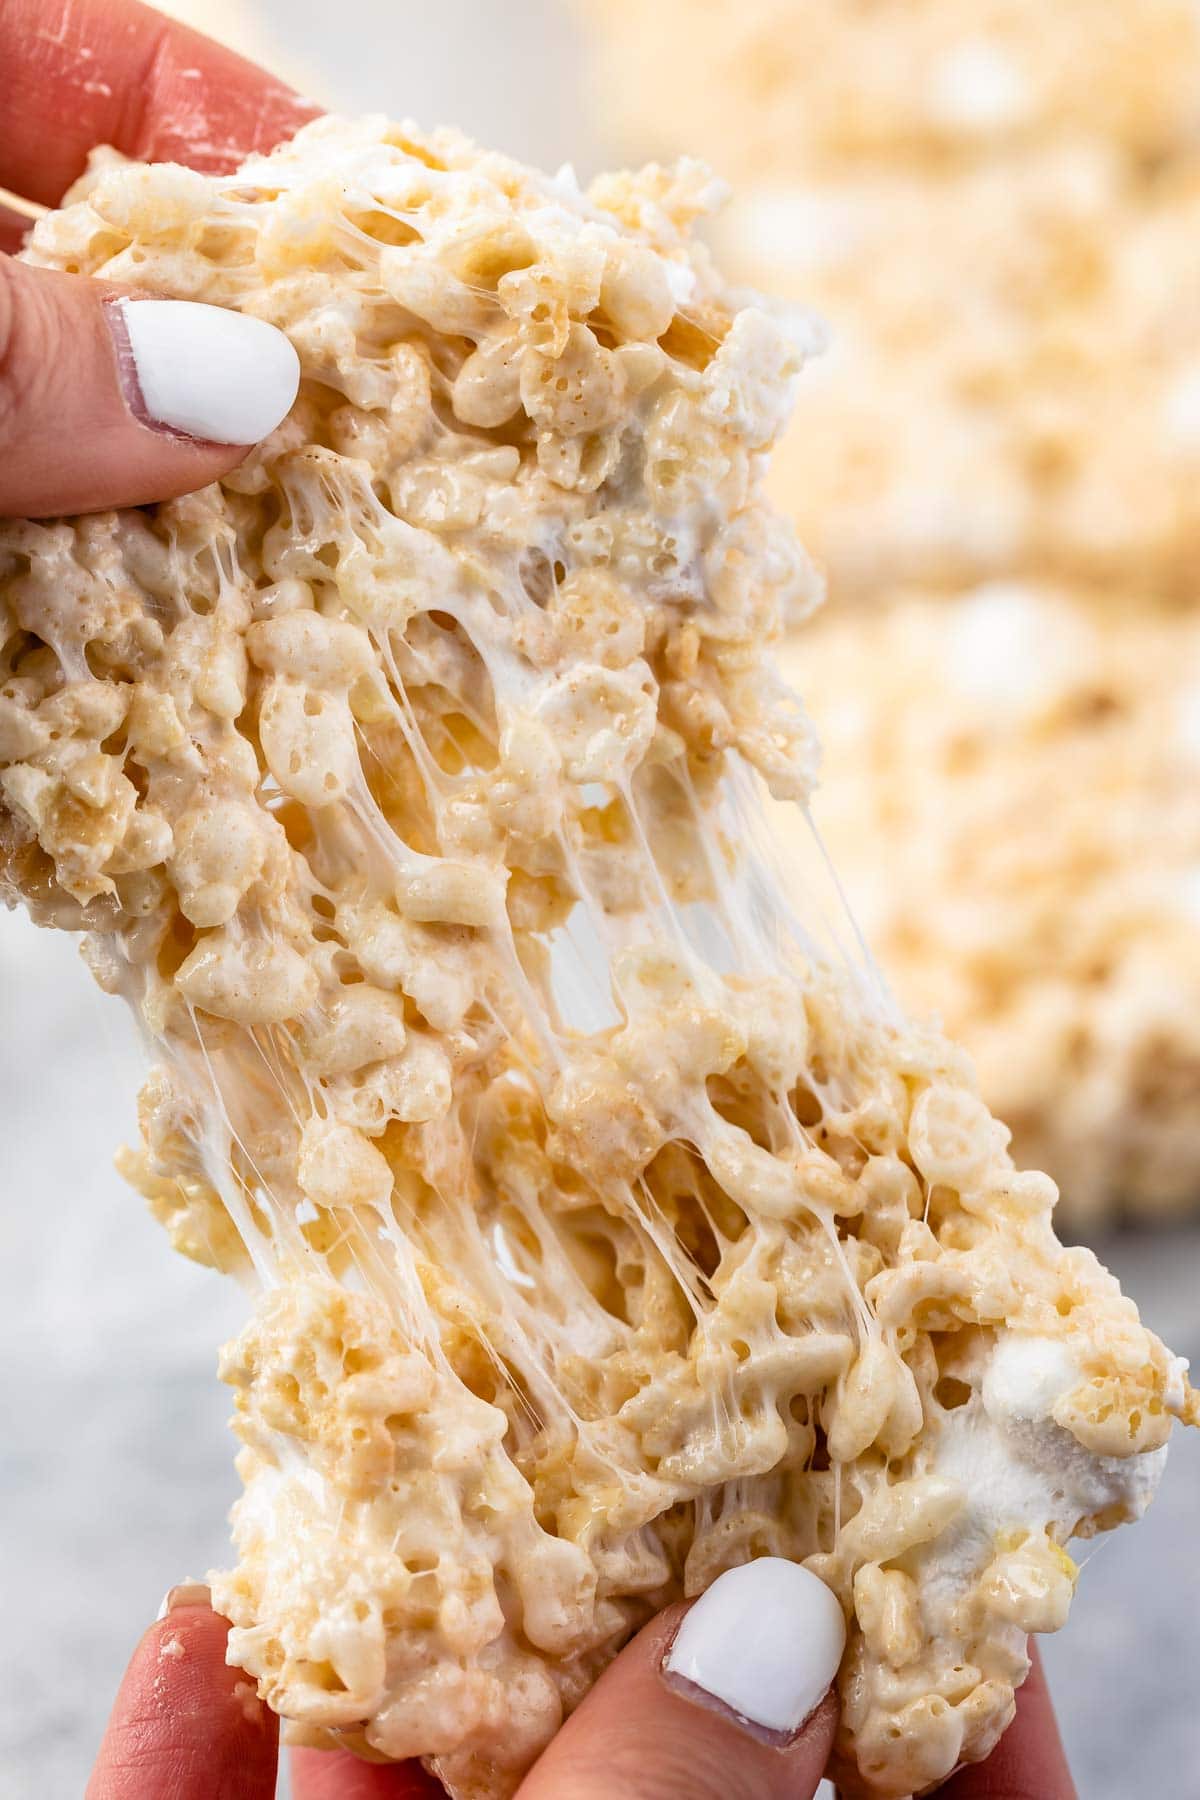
0;118;1192;1797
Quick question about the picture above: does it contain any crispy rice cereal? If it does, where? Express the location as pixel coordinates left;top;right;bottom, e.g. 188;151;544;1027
779;586;1200;1228
0;119;1193;1797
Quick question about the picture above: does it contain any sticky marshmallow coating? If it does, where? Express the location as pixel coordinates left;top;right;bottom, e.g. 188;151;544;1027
782;586;1200;1226
0;118;1192;1799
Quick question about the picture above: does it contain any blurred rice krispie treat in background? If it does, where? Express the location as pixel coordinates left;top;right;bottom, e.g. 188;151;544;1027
729;153;1200;601
585;0;1200;180
778;587;1200;1228
579;0;1200;1225
582;0;1200;594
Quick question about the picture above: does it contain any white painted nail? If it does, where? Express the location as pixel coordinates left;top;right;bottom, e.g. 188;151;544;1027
113;299;300;444
664;1558;846;1736
155;1580;212;1620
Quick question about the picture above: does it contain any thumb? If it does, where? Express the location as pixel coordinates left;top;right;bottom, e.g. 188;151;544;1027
0;256;299;517
516;1558;845;1800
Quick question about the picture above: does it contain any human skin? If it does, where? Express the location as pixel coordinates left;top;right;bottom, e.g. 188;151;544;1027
85;1595;1074;1799
0;0;317;512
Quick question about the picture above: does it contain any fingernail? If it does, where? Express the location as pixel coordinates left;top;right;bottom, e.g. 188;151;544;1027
111;299;300;444
663;1558;846;1736
156;1581;212;1621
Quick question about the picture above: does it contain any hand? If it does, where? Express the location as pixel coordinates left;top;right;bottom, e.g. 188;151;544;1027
86;1570;1076;1800
0;0;320;516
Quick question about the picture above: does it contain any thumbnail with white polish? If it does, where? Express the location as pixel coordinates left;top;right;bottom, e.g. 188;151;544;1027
115;298;300;444
664;1557;846;1735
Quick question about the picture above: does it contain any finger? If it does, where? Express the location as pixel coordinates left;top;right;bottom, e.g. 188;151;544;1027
0;0;320;207
517;1559;844;1800
291;1746;446;1798
0;204;29;257
0;256;299;515
86;1587;278;1800
934;1644;1076;1800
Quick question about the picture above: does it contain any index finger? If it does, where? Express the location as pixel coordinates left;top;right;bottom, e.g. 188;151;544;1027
0;0;320;208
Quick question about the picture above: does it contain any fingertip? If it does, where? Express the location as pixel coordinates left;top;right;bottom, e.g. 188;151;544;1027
86;1601;277;1800
662;1558;846;1739
0;0;322;205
